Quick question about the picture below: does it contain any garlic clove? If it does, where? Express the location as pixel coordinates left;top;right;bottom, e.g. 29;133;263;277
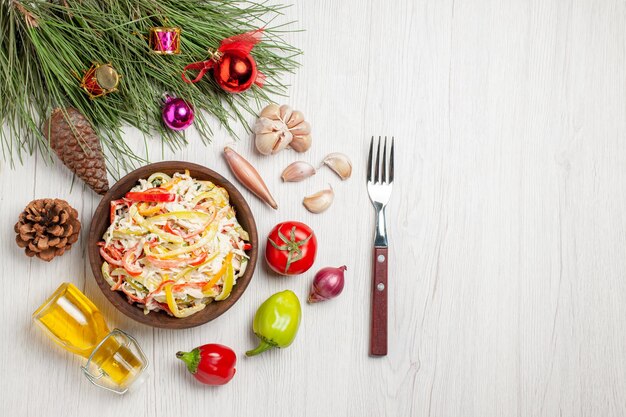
290;121;311;136
323;152;352;180
290;134;312;153
286;111;305;128
255;130;294;155
255;132;280;155
279;105;293;124
281;161;316;182
303;186;334;213
253;117;278;134
275;131;294;153
260;103;281;120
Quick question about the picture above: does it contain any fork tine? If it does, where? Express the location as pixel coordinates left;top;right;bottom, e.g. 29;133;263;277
389;137;394;183
367;136;374;182
374;136;381;183
382;136;388;183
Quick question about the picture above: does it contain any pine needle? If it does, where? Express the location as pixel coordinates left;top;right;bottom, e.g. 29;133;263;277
0;0;301;174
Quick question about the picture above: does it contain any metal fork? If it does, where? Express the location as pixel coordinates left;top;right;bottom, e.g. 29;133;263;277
367;136;394;356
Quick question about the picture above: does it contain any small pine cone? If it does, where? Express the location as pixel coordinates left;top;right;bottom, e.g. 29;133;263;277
14;199;81;262
43;108;109;195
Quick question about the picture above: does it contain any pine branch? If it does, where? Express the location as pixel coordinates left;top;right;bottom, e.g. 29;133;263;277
0;0;301;175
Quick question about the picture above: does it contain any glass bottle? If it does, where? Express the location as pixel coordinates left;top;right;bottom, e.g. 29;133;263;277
32;282;148;394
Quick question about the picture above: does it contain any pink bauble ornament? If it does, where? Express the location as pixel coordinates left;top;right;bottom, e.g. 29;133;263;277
162;96;194;130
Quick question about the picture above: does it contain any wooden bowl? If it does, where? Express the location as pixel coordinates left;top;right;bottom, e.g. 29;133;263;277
88;161;258;329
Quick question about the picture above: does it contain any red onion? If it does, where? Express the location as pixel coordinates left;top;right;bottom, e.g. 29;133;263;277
308;266;347;303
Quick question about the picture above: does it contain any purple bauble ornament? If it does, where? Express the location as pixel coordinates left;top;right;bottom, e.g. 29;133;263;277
162;96;194;130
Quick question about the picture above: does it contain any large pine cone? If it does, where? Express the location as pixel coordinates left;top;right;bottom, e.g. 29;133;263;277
14;199;81;262
43;108;109;195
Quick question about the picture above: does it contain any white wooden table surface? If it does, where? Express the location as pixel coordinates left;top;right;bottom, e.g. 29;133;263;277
3;0;626;416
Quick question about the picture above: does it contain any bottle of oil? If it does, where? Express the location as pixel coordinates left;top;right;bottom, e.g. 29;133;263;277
33;283;147;393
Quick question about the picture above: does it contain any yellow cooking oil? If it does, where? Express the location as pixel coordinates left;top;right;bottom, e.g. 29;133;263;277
33;283;143;387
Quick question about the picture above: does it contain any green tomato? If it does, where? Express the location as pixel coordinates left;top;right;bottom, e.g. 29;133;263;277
246;290;302;356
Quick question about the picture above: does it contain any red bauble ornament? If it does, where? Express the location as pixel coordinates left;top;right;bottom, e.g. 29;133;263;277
181;29;265;94
214;50;258;93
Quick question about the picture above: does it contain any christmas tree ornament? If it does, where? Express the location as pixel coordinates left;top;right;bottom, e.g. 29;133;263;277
162;94;195;130
214;50;257;93
14;199;81;262
43;108;110;195
182;29;265;93
80;63;120;99
3;1;300;167
149;26;181;55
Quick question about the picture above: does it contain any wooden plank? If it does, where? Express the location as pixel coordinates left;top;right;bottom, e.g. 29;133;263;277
1;0;626;416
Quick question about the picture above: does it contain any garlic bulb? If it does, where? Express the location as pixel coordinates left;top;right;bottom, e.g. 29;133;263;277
303;186;334;213
254;104;312;155
281;161;316;182
254;117;292;155
323;153;352;180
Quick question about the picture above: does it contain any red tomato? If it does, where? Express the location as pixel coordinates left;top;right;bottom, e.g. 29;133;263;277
265;221;317;275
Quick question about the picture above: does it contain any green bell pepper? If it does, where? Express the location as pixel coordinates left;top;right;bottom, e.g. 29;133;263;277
246;290;301;356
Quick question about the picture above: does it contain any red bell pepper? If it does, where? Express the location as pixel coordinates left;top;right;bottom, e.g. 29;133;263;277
145;252;208;269
145;279;175;306
189;252;208;266
99;246;123;266
156;302;173;315
164;220;212;241
176;344;237;385
122;245;143;276
108;245;123;260
145;256;183;269
125;188;176;203
110;199;127;223
110;273;124;291
182;228;206;241
163;222;183;236
172;281;209;292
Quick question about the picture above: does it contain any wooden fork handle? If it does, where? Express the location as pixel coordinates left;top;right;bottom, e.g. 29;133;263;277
370;246;388;356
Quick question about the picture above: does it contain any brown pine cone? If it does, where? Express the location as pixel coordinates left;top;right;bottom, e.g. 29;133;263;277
43;108;109;195
14;199;81;262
